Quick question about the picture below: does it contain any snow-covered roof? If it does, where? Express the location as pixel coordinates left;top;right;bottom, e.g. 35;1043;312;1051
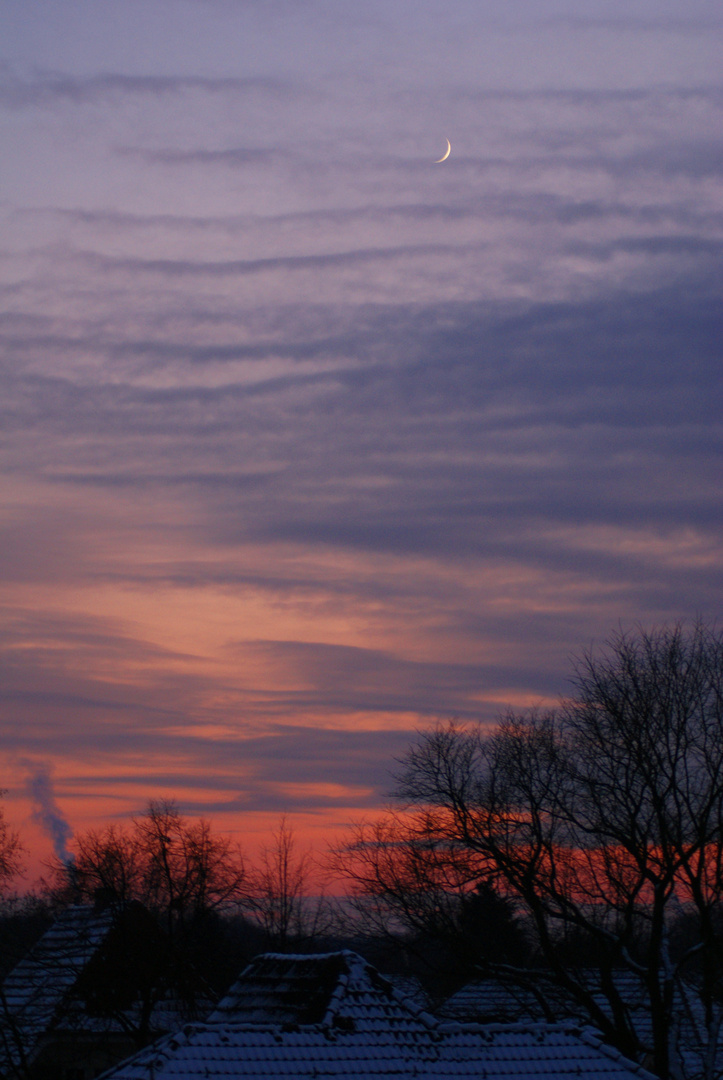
438;975;571;1023
99;951;656;1080
208;950;435;1030
1;903;117;1058
439;968;717;1079
0;901;209;1072
381;973;432;1014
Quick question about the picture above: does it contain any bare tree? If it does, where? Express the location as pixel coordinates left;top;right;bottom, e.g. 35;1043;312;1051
67;824;145;909
0;794;23;892
134;801;246;939
34;801;249;1036
333;807;525;981
50;801;246;938
337;622;723;1080
244;817;332;951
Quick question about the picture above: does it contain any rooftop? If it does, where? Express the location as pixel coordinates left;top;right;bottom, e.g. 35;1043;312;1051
100;951;657;1080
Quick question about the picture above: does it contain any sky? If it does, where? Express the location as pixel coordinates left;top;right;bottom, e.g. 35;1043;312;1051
1;0;722;882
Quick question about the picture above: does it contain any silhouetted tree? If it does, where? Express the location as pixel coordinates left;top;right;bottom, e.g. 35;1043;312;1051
331;809;526;980
134;800;246;939
50;800;246;937
64;823;144;909
337;621;723;1080
243;817;332;951
0;794;23;893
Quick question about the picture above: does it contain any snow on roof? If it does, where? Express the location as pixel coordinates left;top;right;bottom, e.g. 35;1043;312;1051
0;900;208;1072
100;1021;659;1080
1;904;116;1055
439;968;717;1079
438;975;571;1023
381;973;432;1014
99;952;657;1080
208;950;436;1030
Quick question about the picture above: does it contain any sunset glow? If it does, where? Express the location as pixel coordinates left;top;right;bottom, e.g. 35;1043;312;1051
1;0;721;885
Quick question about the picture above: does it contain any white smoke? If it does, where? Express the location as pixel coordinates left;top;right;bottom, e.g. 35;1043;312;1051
25;763;73;863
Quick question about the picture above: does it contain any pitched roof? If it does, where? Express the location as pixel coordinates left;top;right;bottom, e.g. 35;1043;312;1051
1;904;117;1057
99;951;657;1080
208;950;435;1030
101;1023;660;1080
438;975;566;1023
439;968;716;1079
0;900;208;1072
382;973;432;1014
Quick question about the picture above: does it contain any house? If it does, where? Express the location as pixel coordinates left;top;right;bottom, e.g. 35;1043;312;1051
0;899;205;1080
439;969;718;1080
97;950;657;1080
438;973;569;1024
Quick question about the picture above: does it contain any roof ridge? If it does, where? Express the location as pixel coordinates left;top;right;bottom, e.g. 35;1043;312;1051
319;953;355;1025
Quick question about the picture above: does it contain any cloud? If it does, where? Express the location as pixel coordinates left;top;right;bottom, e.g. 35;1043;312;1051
1;607;492;818
69;244;467;279
0;68;290;109
1;23;721;860
2;275;721;547
118;146;282;167
540;14;723;33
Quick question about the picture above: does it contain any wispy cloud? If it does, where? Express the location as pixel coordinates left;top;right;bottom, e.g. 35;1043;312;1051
0;68;291;109
118;146;283;167
1;3;721;868
70;243;466;278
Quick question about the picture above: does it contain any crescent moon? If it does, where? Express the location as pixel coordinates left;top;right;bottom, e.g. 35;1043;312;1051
434;138;451;163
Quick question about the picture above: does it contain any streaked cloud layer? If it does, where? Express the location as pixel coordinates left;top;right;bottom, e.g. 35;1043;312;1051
1;0;721;873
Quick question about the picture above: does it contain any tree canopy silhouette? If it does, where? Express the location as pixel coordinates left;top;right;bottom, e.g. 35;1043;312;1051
50;800;246;939
0;794;23;893
337;621;723;1080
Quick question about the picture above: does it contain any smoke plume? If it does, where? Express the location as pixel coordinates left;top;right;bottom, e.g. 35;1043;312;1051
25;763;73;863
